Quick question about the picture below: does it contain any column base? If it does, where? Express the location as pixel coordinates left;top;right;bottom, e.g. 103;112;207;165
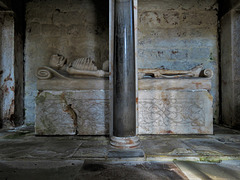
110;136;140;149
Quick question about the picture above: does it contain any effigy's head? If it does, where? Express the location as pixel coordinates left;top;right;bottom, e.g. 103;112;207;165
49;54;67;69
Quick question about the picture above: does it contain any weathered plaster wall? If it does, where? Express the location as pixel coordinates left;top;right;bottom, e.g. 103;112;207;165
0;12;15;128
0;0;25;128
138;0;219;122
24;0;109;124
0;7;24;128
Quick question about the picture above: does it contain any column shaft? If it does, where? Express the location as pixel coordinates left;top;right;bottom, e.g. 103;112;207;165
113;0;136;137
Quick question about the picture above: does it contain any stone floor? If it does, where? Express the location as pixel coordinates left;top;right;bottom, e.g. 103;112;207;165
0;125;240;179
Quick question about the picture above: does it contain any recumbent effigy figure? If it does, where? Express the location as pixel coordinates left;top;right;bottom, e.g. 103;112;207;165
36;54;213;80
138;64;213;79
36;54;109;80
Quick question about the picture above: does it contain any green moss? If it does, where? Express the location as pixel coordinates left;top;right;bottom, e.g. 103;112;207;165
40;117;57;134
209;52;214;61
25;122;34;126
3;132;30;139
200;156;222;163
36;94;46;104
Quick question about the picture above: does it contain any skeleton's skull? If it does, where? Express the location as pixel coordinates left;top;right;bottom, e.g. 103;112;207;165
49;54;67;69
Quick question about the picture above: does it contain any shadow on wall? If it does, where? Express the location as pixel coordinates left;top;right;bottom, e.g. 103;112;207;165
93;0;109;133
93;0;109;69
0;14;3;128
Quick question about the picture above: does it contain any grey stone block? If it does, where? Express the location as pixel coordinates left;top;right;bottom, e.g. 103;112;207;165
53;11;83;26
35;91;110;135
167;49;189;60
41;24;63;37
108;149;145;158
27;22;41;36
35;92;76;135
162;11;180;27
138;90;213;134
138;0;217;11
182;11;217;27
189;48;211;60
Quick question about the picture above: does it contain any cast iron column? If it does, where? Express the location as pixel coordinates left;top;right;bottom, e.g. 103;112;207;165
110;0;140;148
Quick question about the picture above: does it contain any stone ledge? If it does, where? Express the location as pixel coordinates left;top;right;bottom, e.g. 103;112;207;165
139;78;211;90
37;77;211;91
37;78;109;90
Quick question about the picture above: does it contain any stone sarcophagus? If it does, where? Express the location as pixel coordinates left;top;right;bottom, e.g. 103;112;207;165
35;88;109;135
35;56;110;135
35;55;213;135
138;78;213;134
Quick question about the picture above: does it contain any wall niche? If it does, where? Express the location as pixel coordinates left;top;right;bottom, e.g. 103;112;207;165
25;0;109;124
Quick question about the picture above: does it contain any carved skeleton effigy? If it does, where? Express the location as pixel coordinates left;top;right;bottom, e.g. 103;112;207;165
36;55;109;80
36;54;213;80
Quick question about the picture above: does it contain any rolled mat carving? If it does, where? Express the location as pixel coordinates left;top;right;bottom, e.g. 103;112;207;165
201;69;213;78
36;66;69;80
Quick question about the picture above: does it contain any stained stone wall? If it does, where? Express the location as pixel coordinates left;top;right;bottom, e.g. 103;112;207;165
0;4;24;128
24;0;109;124
138;0;219;122
0;12;15;128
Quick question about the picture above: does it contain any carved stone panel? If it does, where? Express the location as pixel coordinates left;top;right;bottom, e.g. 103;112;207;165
35;90;110;135
35;92;76;135
35;87;213;135
138;90;213;134
71;99;110;135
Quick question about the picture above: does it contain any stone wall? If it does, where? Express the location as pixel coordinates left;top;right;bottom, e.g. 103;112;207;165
0;12;15;128
138;0;219;122
24;0;109;124
0;1;25;128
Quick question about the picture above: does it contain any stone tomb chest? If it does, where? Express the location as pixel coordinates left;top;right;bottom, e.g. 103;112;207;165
138;78;213;134
36;78;110;135
35;63;213;135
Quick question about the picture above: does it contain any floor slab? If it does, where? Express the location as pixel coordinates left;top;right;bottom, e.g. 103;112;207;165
0;160;187;180
175;160;240;180
0;125;240;179
0;125;240;161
